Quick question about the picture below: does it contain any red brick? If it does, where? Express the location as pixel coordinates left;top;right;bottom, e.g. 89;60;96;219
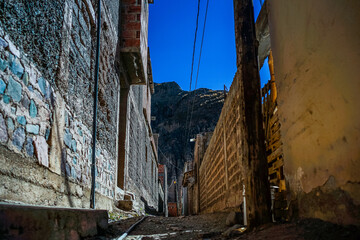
128;6;141;13
124;22;141;31
123;13;136;22
122;38;140;47
122;30;136;39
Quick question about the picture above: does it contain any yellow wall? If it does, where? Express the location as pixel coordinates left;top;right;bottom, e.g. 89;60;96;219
268;0;360;225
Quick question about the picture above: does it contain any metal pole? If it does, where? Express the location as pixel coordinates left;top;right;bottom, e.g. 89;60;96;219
90;0;101;209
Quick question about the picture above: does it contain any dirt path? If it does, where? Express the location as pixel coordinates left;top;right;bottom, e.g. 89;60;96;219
88;213;360;240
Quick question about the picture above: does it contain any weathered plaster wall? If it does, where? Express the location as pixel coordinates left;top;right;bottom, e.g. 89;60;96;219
0;0;119;210
268;0;360;225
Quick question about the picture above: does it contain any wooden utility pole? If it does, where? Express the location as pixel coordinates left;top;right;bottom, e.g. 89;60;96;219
233;0;271;228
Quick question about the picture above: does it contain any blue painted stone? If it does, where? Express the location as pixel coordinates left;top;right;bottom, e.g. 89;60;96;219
64;112;69;127
71;166;77;179
0;113;8;144
10;58;24;79
37;77;47;96
27;86;33;92
11;107;16;114
22;72;29;86
71;139;77;152
25;137;34;156
64;130;72;148
0;79;6;94
78;128;83;136
0;37;8;49
3;95;10;104
96;149;101;157
73;157;77;165
6;118;14;131
29;100;37;118
17;116;26;126
12;127;25;150
7;76;22;102
0;58;8;71
26;124;39;135
45;128;50;141
65;163;71;177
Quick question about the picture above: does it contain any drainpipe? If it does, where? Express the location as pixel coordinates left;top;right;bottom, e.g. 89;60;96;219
90;0;101;209
243;184;247;226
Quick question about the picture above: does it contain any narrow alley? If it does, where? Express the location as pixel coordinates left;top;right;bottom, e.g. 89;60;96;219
1;0;360;239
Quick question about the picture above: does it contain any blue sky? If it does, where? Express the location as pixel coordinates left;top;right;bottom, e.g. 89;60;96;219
148;0;270;91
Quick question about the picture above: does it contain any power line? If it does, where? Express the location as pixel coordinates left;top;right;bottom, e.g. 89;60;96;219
183;0;202;161
186;0;210;142
188;0;201;93
158;147;182;171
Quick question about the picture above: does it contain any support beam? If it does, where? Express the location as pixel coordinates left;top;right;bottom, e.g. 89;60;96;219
233;0;271;228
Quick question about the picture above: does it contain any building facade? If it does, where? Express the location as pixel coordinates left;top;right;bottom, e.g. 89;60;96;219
0;0;161;213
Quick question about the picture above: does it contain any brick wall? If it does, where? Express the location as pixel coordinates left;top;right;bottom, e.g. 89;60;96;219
198;73;245;213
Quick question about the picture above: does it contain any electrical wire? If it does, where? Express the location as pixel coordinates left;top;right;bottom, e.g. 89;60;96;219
184;0;201;152
158;147;182;172
186;0;210;142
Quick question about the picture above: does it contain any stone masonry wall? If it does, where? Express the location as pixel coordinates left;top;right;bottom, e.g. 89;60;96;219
0;0;120;210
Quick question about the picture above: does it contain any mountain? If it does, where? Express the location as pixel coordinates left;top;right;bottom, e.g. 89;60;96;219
151;82;225;187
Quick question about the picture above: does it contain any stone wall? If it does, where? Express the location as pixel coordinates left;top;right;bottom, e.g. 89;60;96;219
0;0;120;210
268;0;360;225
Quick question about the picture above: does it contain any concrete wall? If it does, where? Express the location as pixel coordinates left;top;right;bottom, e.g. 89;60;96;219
268;0;360;225
124;85;159;210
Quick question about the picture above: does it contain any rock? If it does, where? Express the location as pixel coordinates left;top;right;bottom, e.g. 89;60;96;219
34;135;49;167
45;128;50;140
64;130;73;148
0;79;6;94
71;166;77;179
5;36;20;58
21;94;30;109
226;211;243;226
37;77;47;96
26;124;40;135
0;113;8;143
115;200;133;211
12;127;25;150
17;116;26;126
10;58;24;79
71;139;77;152
6;118;14;131
29;100;37;118
222;224;243;237
2;95;10;104
22;72;29;85
7;76;22;102
0;58;8;71
25;137;34;156
0;37;8;49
